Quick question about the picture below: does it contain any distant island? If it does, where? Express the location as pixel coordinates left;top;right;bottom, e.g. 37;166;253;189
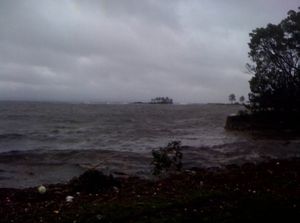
132;97;174;104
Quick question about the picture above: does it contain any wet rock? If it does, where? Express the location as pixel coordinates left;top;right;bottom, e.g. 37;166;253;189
225;114;252;130
69;169;120;193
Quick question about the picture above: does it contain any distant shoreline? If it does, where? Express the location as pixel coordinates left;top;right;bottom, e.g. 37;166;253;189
0;100;239;105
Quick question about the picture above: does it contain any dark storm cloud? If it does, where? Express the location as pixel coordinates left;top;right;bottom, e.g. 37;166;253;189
0;0;299;103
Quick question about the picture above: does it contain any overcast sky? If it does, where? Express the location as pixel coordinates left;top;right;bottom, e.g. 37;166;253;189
0;0;299;103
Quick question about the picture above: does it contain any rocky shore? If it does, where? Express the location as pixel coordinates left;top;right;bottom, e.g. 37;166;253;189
1;158;300;222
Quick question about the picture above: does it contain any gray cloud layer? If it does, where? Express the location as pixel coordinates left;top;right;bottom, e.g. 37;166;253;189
0;0;299;103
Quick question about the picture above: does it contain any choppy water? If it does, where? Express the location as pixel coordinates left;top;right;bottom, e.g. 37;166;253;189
0;102;241;153
1;101;300;188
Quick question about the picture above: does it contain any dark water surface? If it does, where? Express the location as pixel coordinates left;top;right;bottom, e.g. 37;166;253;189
1;101;300;188
0;102;240;153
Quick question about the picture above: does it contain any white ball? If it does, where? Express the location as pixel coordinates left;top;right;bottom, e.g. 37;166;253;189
65;196;74;202
38;185;47;194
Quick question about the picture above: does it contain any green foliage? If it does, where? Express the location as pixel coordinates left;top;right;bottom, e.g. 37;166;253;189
151;141;183;176
247;7;300;113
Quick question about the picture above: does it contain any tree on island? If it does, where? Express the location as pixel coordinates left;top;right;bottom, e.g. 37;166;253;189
228;94;236;104
247;8;300;113
150;97;173;104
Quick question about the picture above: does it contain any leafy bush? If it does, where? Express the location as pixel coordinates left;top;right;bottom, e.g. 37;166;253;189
151;141;183;176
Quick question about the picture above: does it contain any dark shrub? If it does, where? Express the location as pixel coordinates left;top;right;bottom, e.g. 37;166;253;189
151;141;183;176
